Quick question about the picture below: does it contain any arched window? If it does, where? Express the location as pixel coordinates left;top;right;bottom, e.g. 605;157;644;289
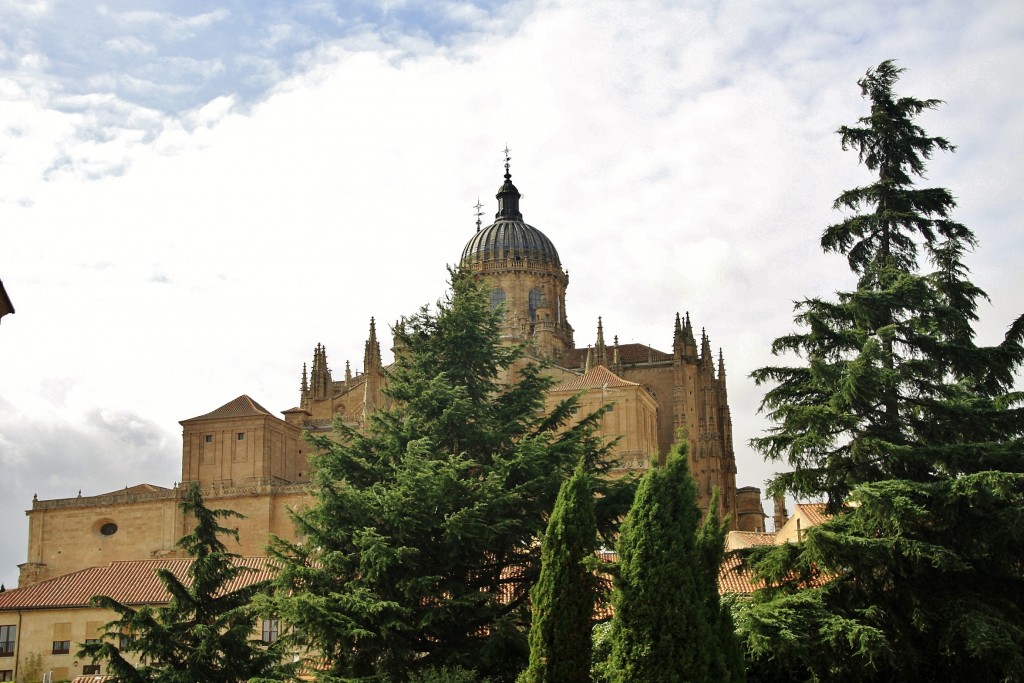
528;288;543;321
490;288;506;311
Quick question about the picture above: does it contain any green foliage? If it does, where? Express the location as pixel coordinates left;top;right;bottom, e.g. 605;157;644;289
408;666;489;683
523;463;599;683
19;651;42;683
607;441;744;682
77;483;292;683
265;268;633;682
742;60;1024;682
590;621;614;683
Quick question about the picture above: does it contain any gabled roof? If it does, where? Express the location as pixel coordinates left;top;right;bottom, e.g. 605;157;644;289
0;558;274;611
181;394;275;423
97;483;171;497
795;502;829;526
550;364;639;393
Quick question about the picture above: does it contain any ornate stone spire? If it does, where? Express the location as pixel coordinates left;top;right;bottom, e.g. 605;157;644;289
673;312;684;360
364;317;382;373
684;312;696;357
300;362;309;404
613;335;622;374
595;317;606;366
584;346;593;373
701;328;713;367
495;146;523;220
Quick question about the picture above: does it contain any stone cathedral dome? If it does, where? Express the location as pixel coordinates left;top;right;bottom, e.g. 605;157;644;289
460;168;561;267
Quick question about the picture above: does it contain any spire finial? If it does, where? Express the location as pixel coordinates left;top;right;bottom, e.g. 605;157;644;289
474;197;484;232
503;144;511;179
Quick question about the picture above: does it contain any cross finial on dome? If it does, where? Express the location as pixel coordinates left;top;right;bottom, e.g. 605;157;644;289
503;144;512;179
473;197;484;232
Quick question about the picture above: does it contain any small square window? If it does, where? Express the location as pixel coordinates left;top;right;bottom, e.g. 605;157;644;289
52;640;70;655
237;432;245;441
204;435;213;443
0;669;12;681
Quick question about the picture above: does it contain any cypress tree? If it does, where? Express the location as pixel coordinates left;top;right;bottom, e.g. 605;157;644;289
608;440;739;683
524;463;598;683
740;61;1024;681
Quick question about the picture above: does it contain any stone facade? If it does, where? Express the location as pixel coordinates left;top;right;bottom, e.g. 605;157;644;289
17;162;764;589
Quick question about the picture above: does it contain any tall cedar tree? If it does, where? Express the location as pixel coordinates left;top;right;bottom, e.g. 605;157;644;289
265;268;634;683
524;463;599;683
78;483;292;683
607;441;744;683
740;61;1024;681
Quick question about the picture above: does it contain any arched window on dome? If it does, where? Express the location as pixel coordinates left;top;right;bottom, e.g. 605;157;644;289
490;288;506;311
528;288;543;321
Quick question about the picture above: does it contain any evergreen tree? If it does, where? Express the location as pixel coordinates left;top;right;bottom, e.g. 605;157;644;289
266;268;633;683
78;483;291;683
607;440;742;683
740;61;1024;681
523;462;598;683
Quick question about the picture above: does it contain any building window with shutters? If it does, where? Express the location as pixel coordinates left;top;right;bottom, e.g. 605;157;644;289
52;640;70;655
83;664;101;675
261;619;280;644
0;670;12;681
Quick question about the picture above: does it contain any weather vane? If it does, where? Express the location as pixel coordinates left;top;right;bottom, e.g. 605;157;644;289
503;144;511;177
473;197;484;232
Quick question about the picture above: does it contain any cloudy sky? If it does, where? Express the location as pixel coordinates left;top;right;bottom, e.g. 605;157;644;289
1;0;1022;588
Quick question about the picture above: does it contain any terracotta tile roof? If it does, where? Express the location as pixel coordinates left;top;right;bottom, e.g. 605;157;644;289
550;365;638;392
726;530;777;549
560;343;672;368
796;503;829;526
0;558;274;611
181;395;275;422
719;553;761;594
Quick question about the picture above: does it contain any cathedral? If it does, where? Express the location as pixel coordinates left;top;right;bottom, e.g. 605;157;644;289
15;161;766;590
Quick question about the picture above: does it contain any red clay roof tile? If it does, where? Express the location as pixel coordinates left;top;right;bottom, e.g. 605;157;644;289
0;558;274;611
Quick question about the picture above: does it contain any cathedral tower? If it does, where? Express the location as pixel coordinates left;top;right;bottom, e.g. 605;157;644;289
459;156;574;358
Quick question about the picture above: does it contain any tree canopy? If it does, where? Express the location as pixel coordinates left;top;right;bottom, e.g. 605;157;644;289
265;268;633;682
740;60;1024;682
78;483;291;683
606;440;744;683
524;462;599;683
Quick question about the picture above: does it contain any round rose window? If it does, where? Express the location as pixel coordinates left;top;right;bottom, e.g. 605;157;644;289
100;522;118;536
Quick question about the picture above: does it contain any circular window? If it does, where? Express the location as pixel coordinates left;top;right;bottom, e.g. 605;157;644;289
100;522;118;536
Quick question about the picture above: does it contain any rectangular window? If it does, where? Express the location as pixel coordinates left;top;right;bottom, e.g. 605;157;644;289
83;664;101;675
237;432;245;440
52;640;70;654
0;671;12;681
261;619;280;644
84;638;99;646
205;434;213;443
0;625;13;656
119;634;136;650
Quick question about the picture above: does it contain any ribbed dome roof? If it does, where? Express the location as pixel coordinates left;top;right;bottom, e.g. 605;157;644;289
461;161;561;267
461;218;561;267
